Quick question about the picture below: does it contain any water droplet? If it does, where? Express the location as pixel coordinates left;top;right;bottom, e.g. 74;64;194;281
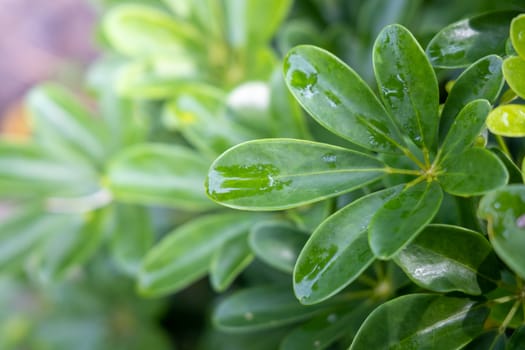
494;202;501;209
324;90;341;108
327;313;338;323
321;153;337;169
314;340;321;348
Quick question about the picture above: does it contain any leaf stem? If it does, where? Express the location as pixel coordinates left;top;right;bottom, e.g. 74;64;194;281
499;299;521;334
495;134;511;159
400;147;426;170
358;274;377;288
385;167;422;176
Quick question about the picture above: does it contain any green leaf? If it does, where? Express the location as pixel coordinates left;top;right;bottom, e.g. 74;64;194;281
507;325;525;349
138;212;263;297
503;56;525;99
487;104;525;137
464;331;506;350
283;45;403;153
439;148;508;196
0;141;99;198
439;55;504;140
212;285;331;332
26;84;111;167
395;224;499;295
210;234;253;292
350;294;489;350
491;148;522;184
107;143;214;210
294;187;401;305
0;207;79;272
38;210;107;282
110;204;153;276
510;14;525;59
102;4;204;57
478;185;525;280
249;222;308;274
439;99;491;160
373;24;439;150
206;139;385;210
222;0;292;48
369;181;443;259
280;303;375;350
426;11;516;68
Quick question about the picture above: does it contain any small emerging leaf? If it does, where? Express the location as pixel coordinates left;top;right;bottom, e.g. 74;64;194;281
294;186;401;305
284;45;403;153
206;139;385;210
510;14;525;59
369;181;443;259
374;24;439;150
350;294;489;350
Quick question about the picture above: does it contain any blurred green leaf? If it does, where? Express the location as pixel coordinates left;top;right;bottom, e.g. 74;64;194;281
213;285;331;332
479;185;525;279
249;222;307;274
395;224;499;295
27;84;111;167
426;11;516;68
438;148;508;196
350;294;489;350
373;24;439;150
283;45;403;153
507;325;525;349
210;234;253;292
107;143;214;210
510;14;525;59
464;331;507;350
502;56;525;99
139;212;264;297
369;181;443;259
487;104;525;137
294;187;401;305
206;139;386;210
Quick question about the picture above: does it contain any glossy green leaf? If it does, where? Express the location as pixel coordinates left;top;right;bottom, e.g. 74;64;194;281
249;222;307;274
206;139;385;210
284;45;403;153
373;24;439;150
426;11;516;68
487;104;525;137
38;210;107;282
281;303;374;350
478;185;525;280
503;56;525;99
395;224;499;295
294;187;401;305
510;14;525;59
103;4;204;57
507;325;525;349
350;294;489;350
439;55;503;140
464;331;506;350
491;148;522;184
26;84;111;166
0;141;99;198
210;234;253;292
439;99;491;160
0;207;79;272
213;285;330;332
107;143;214;210
110;205;153;276
439;148;508;196
222;0;292;48
369;181;443;259
138;213;263;297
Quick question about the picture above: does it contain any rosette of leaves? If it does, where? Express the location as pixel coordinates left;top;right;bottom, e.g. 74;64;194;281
206;24;520;348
